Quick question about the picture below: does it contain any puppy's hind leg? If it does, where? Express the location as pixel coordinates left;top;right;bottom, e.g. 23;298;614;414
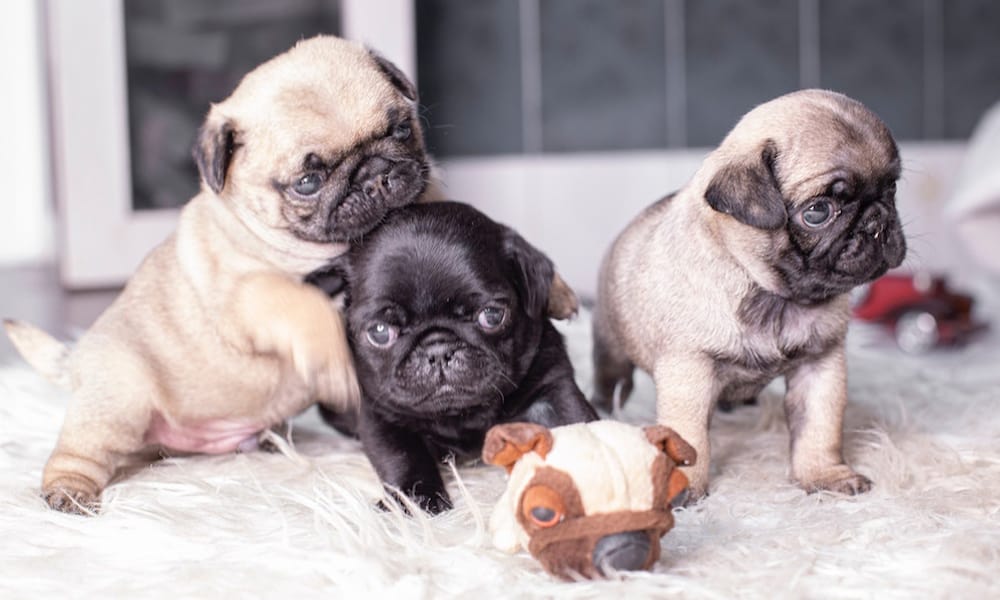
42;360;155;515
591;309;634;414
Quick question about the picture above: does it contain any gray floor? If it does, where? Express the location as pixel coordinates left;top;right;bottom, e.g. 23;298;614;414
0;264;118;366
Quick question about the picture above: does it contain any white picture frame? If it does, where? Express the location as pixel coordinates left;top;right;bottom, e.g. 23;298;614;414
46;0;415;289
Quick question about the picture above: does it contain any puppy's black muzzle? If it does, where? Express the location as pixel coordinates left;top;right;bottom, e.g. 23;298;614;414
421;331;458;367
398;330;480;393
352;156;422;208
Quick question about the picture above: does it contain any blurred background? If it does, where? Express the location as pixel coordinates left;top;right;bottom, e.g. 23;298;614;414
2;0;999;355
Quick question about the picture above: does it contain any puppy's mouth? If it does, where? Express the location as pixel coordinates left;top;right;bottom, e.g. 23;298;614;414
412;385;500;413
838;216;906;274
780;202;906;303
379;337;515;416
327;158;427;242
285;155;428;245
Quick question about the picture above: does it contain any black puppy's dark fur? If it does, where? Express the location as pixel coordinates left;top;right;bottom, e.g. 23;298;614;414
308;201;598;514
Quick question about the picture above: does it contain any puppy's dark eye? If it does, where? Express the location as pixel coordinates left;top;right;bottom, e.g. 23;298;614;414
366;322;398;347
392;121;412;141
476;306;506;331
801;200;836;228
292;172;324;197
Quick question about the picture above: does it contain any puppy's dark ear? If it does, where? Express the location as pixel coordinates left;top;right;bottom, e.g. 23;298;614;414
193;114;238;194
304;254;353;299
368;49;417;102
503;228;555;319
704;141;787;230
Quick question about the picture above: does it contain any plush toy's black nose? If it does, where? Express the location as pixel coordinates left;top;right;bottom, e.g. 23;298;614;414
593;531;651;574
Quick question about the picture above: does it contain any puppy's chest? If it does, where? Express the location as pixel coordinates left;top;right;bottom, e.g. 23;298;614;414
716;292;846;378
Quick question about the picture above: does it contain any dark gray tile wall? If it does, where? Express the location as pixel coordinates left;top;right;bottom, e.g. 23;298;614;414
819;0;925;140
539;0;667;152
943;0;1000;138
685;0;800;147
414;0;1000;156
415;0;523;156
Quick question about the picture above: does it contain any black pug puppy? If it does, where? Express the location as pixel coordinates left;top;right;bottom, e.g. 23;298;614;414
308;201;598;514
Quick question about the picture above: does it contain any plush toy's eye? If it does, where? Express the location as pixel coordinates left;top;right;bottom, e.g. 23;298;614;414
366;322;398;347
521;485;564;529
476;306;507;331
530;506;557;524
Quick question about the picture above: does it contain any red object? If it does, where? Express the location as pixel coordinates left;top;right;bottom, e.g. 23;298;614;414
851;273;987;352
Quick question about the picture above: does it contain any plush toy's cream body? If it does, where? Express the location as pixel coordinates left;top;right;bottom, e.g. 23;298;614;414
484;420;695;580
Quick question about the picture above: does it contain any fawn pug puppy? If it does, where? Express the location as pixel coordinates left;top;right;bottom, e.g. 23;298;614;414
593;89;906;500
4;35;431;514
309;201;598;513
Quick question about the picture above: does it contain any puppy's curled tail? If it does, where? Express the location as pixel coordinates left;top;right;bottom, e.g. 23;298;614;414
3;319;72;389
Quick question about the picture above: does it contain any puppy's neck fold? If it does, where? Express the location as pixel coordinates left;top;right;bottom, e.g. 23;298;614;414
182;193;346;278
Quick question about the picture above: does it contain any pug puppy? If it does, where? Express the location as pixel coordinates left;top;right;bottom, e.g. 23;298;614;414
309;201;599;514
593;89;906;500
3;36;431;514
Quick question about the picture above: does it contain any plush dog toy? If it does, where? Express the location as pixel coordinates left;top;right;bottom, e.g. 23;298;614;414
483;420;696;580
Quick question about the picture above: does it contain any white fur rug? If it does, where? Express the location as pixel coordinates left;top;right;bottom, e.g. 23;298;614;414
2;299;999;599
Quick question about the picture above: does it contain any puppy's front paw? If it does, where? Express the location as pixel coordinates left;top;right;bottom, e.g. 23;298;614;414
42;477;101;515
678;483;708;507
676;464;709;505
418;492;453;515
379;488;453;516
289;308;361;408
799;465;873;496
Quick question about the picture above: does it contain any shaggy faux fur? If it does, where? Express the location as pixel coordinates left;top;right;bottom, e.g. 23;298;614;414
2;299;999;598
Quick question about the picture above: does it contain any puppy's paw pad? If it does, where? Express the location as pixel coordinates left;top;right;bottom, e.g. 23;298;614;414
677;486;708;507
42;486;100;515
420;494;453;515
377;491;453;516
803;469;873;496
826;474;873;495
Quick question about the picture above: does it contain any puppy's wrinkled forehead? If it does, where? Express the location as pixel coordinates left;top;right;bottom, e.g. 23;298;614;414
360;229;510;316
724;89;900;197
217;36;410;168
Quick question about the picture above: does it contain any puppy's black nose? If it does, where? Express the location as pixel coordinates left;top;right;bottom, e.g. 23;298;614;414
865;218;888;241
593;531;652;575
421;331;456;365
353;156;392;199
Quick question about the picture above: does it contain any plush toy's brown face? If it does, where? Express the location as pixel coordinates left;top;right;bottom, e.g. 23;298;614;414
484;422;696;580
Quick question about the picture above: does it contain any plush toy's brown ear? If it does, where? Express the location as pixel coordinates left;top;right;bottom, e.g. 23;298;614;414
644;425;697;467
704;140;787;231
483;423;554;474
